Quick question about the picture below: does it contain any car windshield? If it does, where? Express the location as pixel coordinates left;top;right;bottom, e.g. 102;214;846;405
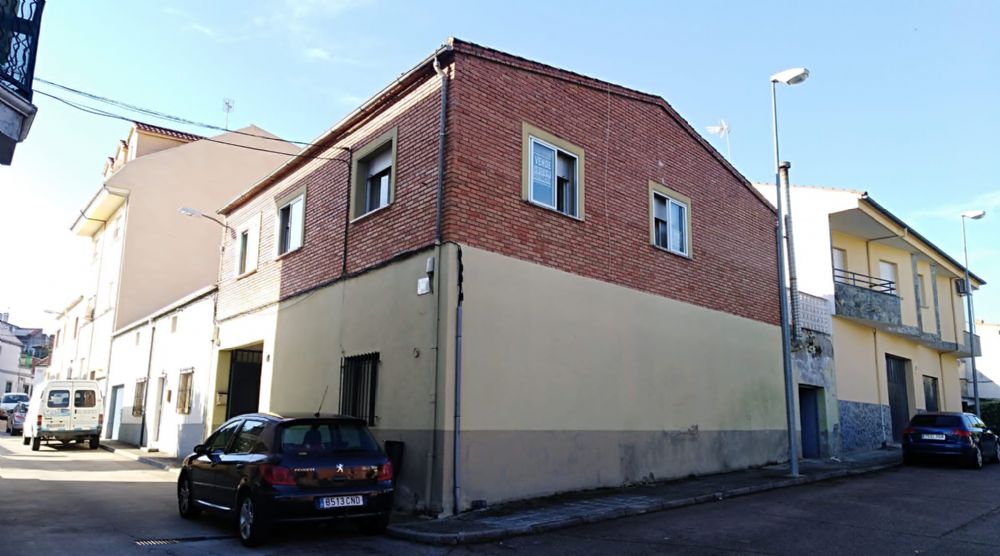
910;414;963;428
279;421;379;455
3;394;28;404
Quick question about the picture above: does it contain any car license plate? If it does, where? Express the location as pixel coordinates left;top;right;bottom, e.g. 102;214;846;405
922;434;946;440
317;495;364;509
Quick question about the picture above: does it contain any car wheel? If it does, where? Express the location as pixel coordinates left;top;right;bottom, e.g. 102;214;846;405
237;492;270;547
969;446;984;470
177;477;202;519
31;436;40;451
22;435;29;446
89;436;99;450
358;514;390;535
993;442;1000;464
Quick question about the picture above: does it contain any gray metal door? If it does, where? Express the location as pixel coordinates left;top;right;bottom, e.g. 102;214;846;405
923;376;939;412
227;350;262;419
886;355;910;443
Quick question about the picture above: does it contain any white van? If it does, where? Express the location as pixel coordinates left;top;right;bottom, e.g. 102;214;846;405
23;380;104;451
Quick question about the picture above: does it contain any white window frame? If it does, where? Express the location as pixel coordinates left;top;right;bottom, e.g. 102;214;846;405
275;193;305;257
652;191;690;257
234;213;261;276
528;136;579;217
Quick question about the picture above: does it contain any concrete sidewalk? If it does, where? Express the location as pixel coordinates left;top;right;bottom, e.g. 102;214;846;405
98;439;181;472
388;448;902;545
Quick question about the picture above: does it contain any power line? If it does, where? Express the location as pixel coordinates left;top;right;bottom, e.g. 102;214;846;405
34;90;349;163
35;77;329;149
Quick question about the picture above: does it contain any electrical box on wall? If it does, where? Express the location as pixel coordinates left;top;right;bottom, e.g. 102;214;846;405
417;277;431;295
215;392;228;406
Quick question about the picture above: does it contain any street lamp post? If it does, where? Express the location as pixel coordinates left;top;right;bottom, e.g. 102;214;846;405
961;210;985;416
178;206;235;237
770;67;809;477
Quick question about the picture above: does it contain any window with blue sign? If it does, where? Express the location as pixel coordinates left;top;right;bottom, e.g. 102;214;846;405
529;136;578;217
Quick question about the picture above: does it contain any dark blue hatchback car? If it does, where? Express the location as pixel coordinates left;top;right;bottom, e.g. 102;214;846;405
902;412;1000;469
177;414;394;546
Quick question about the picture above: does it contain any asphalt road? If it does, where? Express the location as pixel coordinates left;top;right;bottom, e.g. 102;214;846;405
2;430;999;555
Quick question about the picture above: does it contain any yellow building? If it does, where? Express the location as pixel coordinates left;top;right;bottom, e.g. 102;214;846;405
755;184;984;454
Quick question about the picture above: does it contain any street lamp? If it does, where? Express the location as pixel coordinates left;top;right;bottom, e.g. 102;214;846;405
770;66;809;477
961;209;985;416
177;206;234;236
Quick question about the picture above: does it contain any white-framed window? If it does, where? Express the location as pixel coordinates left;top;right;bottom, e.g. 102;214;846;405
916;273;927;308
235;212;260;274
528;136;579;218
879;260;898;295
176;369;193;414
652;191;689;256
277;195;304;256
132;379;147;417
832;247;847;279
351;128;397;220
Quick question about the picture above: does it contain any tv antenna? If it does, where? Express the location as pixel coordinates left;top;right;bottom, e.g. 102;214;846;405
223;98;235;130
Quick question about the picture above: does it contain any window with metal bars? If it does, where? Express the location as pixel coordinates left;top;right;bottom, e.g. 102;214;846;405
339;353;379;426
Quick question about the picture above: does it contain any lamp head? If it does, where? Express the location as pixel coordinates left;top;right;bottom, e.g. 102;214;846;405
770;67;810;85
961;210;986;220
178;207;203;218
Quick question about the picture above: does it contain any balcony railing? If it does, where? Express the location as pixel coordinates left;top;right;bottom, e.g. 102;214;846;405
0;0;45;101
833;268;896;296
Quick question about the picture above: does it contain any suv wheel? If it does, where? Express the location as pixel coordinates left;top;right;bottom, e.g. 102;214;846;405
177;477;202;519
237;493;270;547
89;436;100;450
31;436;40;451
22;435;29;446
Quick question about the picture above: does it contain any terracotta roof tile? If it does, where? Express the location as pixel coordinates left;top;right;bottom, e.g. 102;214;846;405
133;121;204;142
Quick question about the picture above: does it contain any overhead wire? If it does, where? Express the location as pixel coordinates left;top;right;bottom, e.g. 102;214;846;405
35;77;329;149
33;89;348;162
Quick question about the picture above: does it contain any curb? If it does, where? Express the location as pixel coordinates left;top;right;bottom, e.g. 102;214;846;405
387;460;900;546
98;443;179;472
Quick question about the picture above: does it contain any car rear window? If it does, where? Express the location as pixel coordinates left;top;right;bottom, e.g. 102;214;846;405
279;421;379;455
47;390;70;408
74;390;97;408
4;394;28;403
910;414;962;428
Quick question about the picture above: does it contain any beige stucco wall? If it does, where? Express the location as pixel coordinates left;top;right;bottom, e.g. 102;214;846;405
108;127;298;329
455;245;785;507
213;247;450;512
833;317;961;413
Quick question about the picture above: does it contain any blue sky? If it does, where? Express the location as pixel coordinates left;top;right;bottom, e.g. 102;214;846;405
1;0;997;330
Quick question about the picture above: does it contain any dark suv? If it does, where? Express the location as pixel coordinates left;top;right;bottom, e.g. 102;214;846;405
177;413;394;546
902;412;1000;469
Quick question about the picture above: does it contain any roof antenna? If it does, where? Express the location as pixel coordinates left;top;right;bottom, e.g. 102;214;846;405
223;98;234;130
314;384;329;418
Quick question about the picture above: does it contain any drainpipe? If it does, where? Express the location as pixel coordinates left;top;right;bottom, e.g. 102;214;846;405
138;320;155;448
452;246;464;515
780;161;802;345
427;54;451;514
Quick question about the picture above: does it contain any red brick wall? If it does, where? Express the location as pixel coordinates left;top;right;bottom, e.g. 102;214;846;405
216;77;443;320
442;45;779;326
218;43;779;327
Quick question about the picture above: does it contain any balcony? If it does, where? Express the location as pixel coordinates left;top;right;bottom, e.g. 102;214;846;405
0;0;45;164
833;270;981;356
833;270;902;327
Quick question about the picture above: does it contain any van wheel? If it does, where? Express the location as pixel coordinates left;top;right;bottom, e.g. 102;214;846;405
31;436;40;451
22;435;29;445
89;436;99;450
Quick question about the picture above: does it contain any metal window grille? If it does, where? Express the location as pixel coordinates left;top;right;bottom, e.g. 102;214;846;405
132;379;146;417
176;370;193;414
339;353;379;426
0;0;45;101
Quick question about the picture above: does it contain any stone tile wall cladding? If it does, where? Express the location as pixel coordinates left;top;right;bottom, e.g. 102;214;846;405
834;282;902;326
839;400;891;452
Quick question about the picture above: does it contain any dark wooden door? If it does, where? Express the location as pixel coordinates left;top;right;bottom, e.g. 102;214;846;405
886;355;910;443
227;350;262;419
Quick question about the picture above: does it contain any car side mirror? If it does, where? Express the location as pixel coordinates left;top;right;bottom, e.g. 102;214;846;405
193;444;206;455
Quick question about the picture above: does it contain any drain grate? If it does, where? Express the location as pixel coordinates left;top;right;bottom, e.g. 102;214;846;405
135;535;231;547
